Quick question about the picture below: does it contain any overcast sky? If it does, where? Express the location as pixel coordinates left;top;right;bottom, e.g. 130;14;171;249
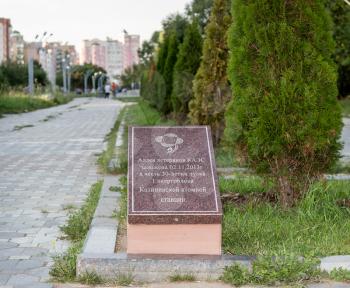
1;0;189;51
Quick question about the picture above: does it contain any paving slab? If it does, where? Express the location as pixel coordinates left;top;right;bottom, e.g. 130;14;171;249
0;98;124;287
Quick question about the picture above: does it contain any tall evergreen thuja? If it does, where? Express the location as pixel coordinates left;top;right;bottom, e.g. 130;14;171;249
162;31;179;114
156;35;170;75
225;0;343;208
189;0;231;146
326;0;350;98
172;21;202;121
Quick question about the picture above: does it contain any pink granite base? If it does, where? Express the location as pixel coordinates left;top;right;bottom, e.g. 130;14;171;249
127;223;222;256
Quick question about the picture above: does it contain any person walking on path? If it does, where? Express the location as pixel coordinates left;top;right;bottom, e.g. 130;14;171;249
104;83;111;99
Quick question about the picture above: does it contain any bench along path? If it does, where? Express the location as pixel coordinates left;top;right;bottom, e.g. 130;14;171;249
0;97;124;288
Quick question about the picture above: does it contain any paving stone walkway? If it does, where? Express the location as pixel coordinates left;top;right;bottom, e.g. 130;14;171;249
342;117;350;162
0;97;124;288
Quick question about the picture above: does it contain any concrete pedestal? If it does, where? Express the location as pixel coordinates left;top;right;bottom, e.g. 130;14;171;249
127;223;222;255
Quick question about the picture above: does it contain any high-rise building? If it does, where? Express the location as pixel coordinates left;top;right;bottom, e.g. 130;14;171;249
123;33;140;71
24;41;42;63
0;18;11;63
10;30;25;64
81;38;124;79
105;38;123;77
91;40;106;69
39;42;59;86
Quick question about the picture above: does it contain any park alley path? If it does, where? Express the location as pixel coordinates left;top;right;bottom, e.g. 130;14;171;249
0;98;124;288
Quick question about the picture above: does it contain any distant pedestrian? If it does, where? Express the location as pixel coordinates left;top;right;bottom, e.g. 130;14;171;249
111;82;117;97
104;83;111;99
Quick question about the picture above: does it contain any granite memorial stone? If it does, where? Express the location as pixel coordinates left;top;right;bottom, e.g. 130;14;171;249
127;126;222;255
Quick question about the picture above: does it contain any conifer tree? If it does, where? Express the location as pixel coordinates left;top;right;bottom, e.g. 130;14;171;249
224;0;343;207
326;0;350;97
162;31;179;114
189;0;231;145
171;21;202;121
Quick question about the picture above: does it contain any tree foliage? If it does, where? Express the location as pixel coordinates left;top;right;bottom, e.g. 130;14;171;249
142;14;189;115
171;21;202;121
56;63;105;90
189;0;231;146
326;0;350;97
225;0;343;207
0;61;48;90
186;0;214;32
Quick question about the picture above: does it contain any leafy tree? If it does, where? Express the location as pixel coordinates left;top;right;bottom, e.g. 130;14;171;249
225;0;343;207
120;64;142;89
326;0;350;97
189;0;231;146
138;41;155;65
171;20;202;121
0;61;47;89
185;0;214;32
33;61;48;87
56;63;105;90
162;14;188;43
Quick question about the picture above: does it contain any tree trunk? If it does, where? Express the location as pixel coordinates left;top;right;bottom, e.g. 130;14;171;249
277;175;295;208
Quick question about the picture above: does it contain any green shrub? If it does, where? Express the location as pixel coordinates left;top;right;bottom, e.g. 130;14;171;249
189;0;232;146
224;0;343;207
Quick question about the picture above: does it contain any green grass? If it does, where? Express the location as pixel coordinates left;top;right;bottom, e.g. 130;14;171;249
13;124;34;131
340;97;350;117
78;271;104;285
215;145;239;168
50;181;102;282
169;274;196;282
328;268;350;282
50;240;83;282
222;180;350;256
116;96;140;103
328;161;350;174
117;176;128;223
219;175;268;195
124;99;175;126
0;92;73;117
110;273;134;286
222;255;320;286
98;108;125;174
60;181;102;241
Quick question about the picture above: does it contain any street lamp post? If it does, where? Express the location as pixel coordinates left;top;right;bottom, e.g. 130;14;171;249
67;66;71;93
28;57;34;95
92;71;102;94
62;59;67;94
98;73;107;96
28;32;53;95
92;72;97;93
